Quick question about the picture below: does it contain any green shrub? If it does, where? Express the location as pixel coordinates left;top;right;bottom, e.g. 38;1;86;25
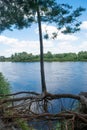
16;119;35;130
0;72;10;97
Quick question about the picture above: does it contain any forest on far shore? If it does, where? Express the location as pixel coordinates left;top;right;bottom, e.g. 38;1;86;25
1;51;87;62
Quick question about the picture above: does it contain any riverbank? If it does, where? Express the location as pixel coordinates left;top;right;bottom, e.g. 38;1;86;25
1;51;87;62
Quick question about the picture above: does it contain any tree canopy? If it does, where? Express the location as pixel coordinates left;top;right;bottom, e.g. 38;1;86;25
0;0;85;35
1;51;87;62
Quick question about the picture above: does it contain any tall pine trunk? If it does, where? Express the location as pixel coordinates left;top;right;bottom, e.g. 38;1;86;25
37;2;47;93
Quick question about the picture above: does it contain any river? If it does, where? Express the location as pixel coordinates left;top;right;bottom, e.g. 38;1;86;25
0;62;87;94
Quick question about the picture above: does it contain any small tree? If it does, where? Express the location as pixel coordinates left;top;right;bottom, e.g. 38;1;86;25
0;0;85;94
0;72;10;97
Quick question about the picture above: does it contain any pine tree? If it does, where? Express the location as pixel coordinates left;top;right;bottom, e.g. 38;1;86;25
0;0;85;93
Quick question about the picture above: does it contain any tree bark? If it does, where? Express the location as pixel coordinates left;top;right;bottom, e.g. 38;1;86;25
36;1;47;93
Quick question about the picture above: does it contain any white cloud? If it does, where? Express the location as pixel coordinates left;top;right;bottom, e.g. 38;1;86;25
6;41;40;56
0;34;86;57
42;24;58;34
57;34;78;41
41;24;78;41
80;21;87;30
0;35;40;56
78;41;87;51
0;19;87;57
0;35;18;45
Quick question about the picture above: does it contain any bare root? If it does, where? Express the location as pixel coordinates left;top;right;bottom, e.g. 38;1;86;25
0;91;87;129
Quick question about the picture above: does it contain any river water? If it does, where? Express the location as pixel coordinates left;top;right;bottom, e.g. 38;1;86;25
0;61;87;129
0;62;87;94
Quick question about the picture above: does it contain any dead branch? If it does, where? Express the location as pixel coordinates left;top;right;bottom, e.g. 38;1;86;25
0;91;40;97
1;111;87;121
45;93;80;100
0;92;80;105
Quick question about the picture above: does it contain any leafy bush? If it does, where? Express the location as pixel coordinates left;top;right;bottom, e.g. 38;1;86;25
16;119;35;130
0;72;10;97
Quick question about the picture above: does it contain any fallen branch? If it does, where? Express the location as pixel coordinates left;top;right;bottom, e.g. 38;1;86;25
0;92;80;105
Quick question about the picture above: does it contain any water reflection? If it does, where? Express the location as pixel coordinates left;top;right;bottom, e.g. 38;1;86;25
0;62;87;94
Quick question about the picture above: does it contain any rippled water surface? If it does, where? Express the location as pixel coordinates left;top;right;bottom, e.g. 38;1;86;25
0;62;87;94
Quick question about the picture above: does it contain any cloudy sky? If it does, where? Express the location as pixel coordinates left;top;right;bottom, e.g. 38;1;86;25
0;0;87;57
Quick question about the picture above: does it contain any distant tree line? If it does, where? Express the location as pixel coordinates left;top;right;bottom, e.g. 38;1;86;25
1;51;87;62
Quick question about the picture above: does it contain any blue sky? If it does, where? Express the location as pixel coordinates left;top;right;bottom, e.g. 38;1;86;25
0;0;87;57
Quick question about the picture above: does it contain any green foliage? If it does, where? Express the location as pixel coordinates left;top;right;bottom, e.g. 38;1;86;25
0;0;85;35
10;52;40;62
16;119;35;130
54;52;77;61
78;51;87;61
56;121;72;130
4;110;34;130
0;56;5;61
0;72;10;97
2;51;87;62
11;52;33;62
44;51;53;60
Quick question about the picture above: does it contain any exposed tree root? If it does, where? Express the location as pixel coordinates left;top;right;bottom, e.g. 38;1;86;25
0;91;87;129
